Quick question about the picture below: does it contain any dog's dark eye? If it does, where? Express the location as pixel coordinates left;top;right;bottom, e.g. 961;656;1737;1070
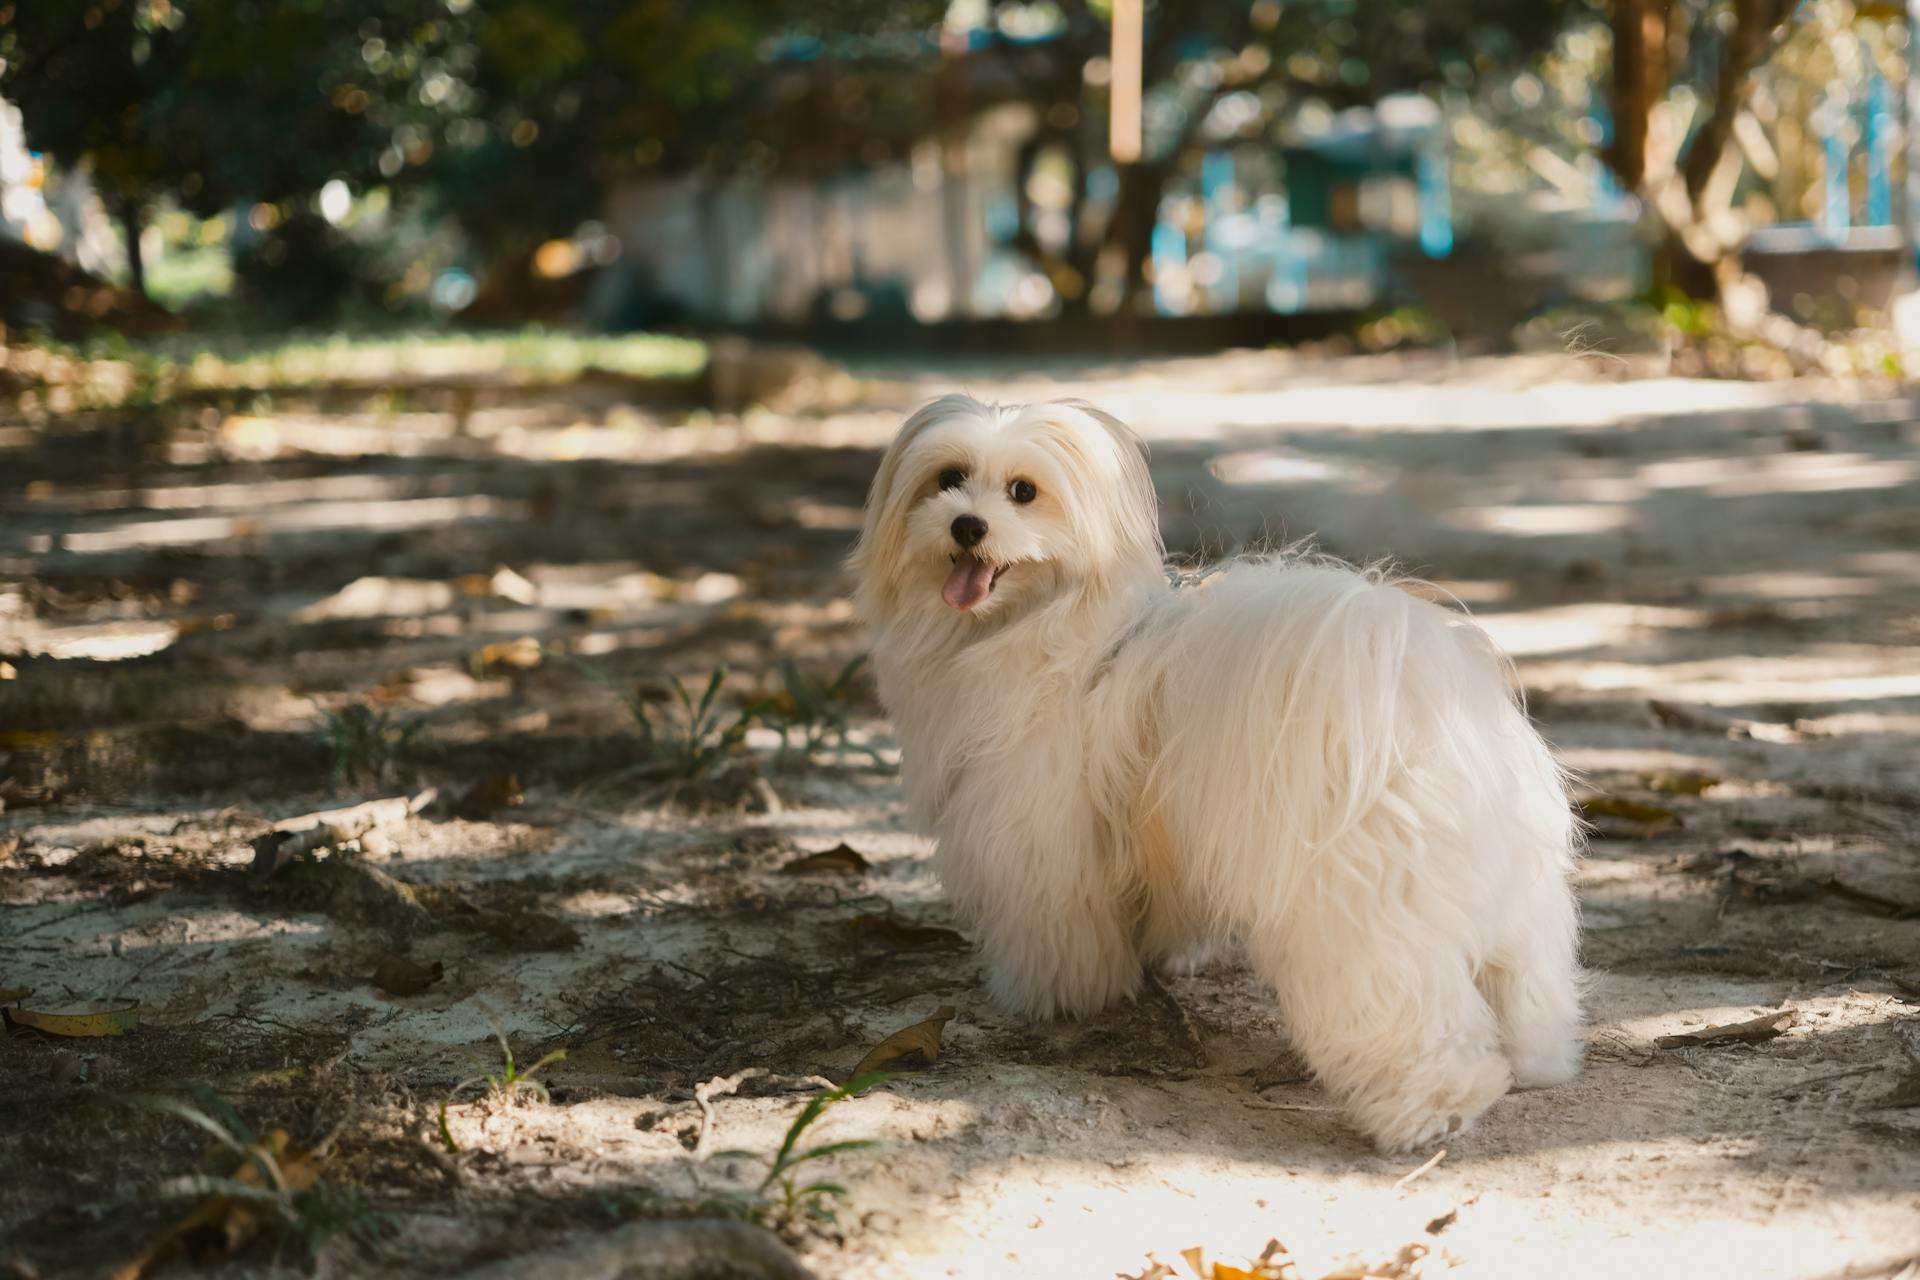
938;468;967;491
1009;479;1037;504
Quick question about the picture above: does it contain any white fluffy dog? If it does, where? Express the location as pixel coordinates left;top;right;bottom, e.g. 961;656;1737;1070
851;395;1584;1152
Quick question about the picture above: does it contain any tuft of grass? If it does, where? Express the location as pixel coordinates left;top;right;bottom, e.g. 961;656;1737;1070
554;652;758;781
125;1086;384;1267
436;1028;567;1153
318;703;423;794
706;1072;890;1231
559;651;880;783
760;656;882;765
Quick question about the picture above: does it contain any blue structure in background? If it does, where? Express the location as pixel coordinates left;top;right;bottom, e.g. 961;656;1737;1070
1865;70;1894;229
1417;149;1453;258
1150;95;1451;316
1824;118;1854;239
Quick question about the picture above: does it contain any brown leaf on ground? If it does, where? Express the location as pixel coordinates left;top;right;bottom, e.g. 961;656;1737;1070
1645;771;1721;796
112;1129;322;1280
1580;795;1679;824
1655;1008;1795;1049
456;773;525;818
779;843;870;875
0;987;30;1003
852;1005;957;1076
470;636;543;673
1579;793;1680;838
3;999;139;1037
372;955;444;996
846;914;965;948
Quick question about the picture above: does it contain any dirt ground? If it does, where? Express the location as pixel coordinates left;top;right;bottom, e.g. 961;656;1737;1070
3;347;1918;1280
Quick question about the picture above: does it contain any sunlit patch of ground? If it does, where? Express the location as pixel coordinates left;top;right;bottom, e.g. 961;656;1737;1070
2;348;1917;1278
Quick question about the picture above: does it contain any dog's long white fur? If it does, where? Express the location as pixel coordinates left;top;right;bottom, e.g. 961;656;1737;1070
852;395;1584;1151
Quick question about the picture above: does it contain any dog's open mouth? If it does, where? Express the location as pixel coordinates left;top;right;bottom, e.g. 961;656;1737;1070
943;552;1004;611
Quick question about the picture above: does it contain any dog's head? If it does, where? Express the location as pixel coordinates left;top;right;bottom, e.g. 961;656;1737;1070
852;395;1162;624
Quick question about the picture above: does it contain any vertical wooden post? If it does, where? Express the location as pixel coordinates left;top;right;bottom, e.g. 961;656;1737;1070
1109;0;1142;164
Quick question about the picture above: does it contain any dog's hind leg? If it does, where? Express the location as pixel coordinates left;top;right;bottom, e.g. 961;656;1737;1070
1250;911;1512;1153
1482;867;1585;1088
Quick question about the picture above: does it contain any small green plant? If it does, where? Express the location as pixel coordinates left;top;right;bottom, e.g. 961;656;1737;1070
760;656;872;759
319;703;423;793
436;1028;567;1152
707;1073;889;1230
127;1087;383;1266
554;652;757;779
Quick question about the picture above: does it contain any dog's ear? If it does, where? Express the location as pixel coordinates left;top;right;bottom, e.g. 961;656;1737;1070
850;394;985;616
1052;399;1163;574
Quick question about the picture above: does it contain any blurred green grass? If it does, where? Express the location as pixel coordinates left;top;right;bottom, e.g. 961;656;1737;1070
3;327;709;417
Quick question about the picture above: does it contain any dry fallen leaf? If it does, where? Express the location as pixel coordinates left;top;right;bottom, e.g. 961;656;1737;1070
1645;771;1720;796
1579;793;1680;838
456;773;525;818
1655;1008;1795;1049
846;914;965;948
3;999;139;1037
113;1128;323;1280
852;1005;957;1076
371;955;444;996
779;843;870;875
1580;795;1679;824
471;636;543;673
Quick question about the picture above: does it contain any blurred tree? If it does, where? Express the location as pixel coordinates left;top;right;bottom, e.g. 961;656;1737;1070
0;0;450;312
957;0;1595;313
1604;0;1798;322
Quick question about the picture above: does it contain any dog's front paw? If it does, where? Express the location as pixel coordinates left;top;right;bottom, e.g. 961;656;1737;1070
1352;1052;1512;1154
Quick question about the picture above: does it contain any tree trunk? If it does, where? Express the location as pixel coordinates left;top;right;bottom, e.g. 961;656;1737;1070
1111;160;1168;314
119;196;147;301
1608;0;1670;190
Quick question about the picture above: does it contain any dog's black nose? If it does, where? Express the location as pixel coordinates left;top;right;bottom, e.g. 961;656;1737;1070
950;514;988;548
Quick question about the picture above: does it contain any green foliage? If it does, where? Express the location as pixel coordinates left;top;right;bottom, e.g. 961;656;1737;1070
436;1028;567;1153
558;652;877;781
1647;284;1721;339
319;704;423;794
706;1073;890;1230
761;656;874;760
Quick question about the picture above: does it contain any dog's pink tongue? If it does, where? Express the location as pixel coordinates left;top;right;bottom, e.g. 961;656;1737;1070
942;554;994;610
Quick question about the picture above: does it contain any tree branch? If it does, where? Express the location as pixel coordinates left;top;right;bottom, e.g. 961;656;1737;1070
1682;0;1798;209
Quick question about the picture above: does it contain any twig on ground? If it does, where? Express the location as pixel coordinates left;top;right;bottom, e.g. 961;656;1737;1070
1143;969;1209;1069
249;789;436;885
1822;877;1920;921
1394;1147;1447;1190
692;1069;835;1157
1770;1064;1887;1097
1656;1008;1796;1049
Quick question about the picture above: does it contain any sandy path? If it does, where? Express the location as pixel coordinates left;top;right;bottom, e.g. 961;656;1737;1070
2;349;1917;1279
